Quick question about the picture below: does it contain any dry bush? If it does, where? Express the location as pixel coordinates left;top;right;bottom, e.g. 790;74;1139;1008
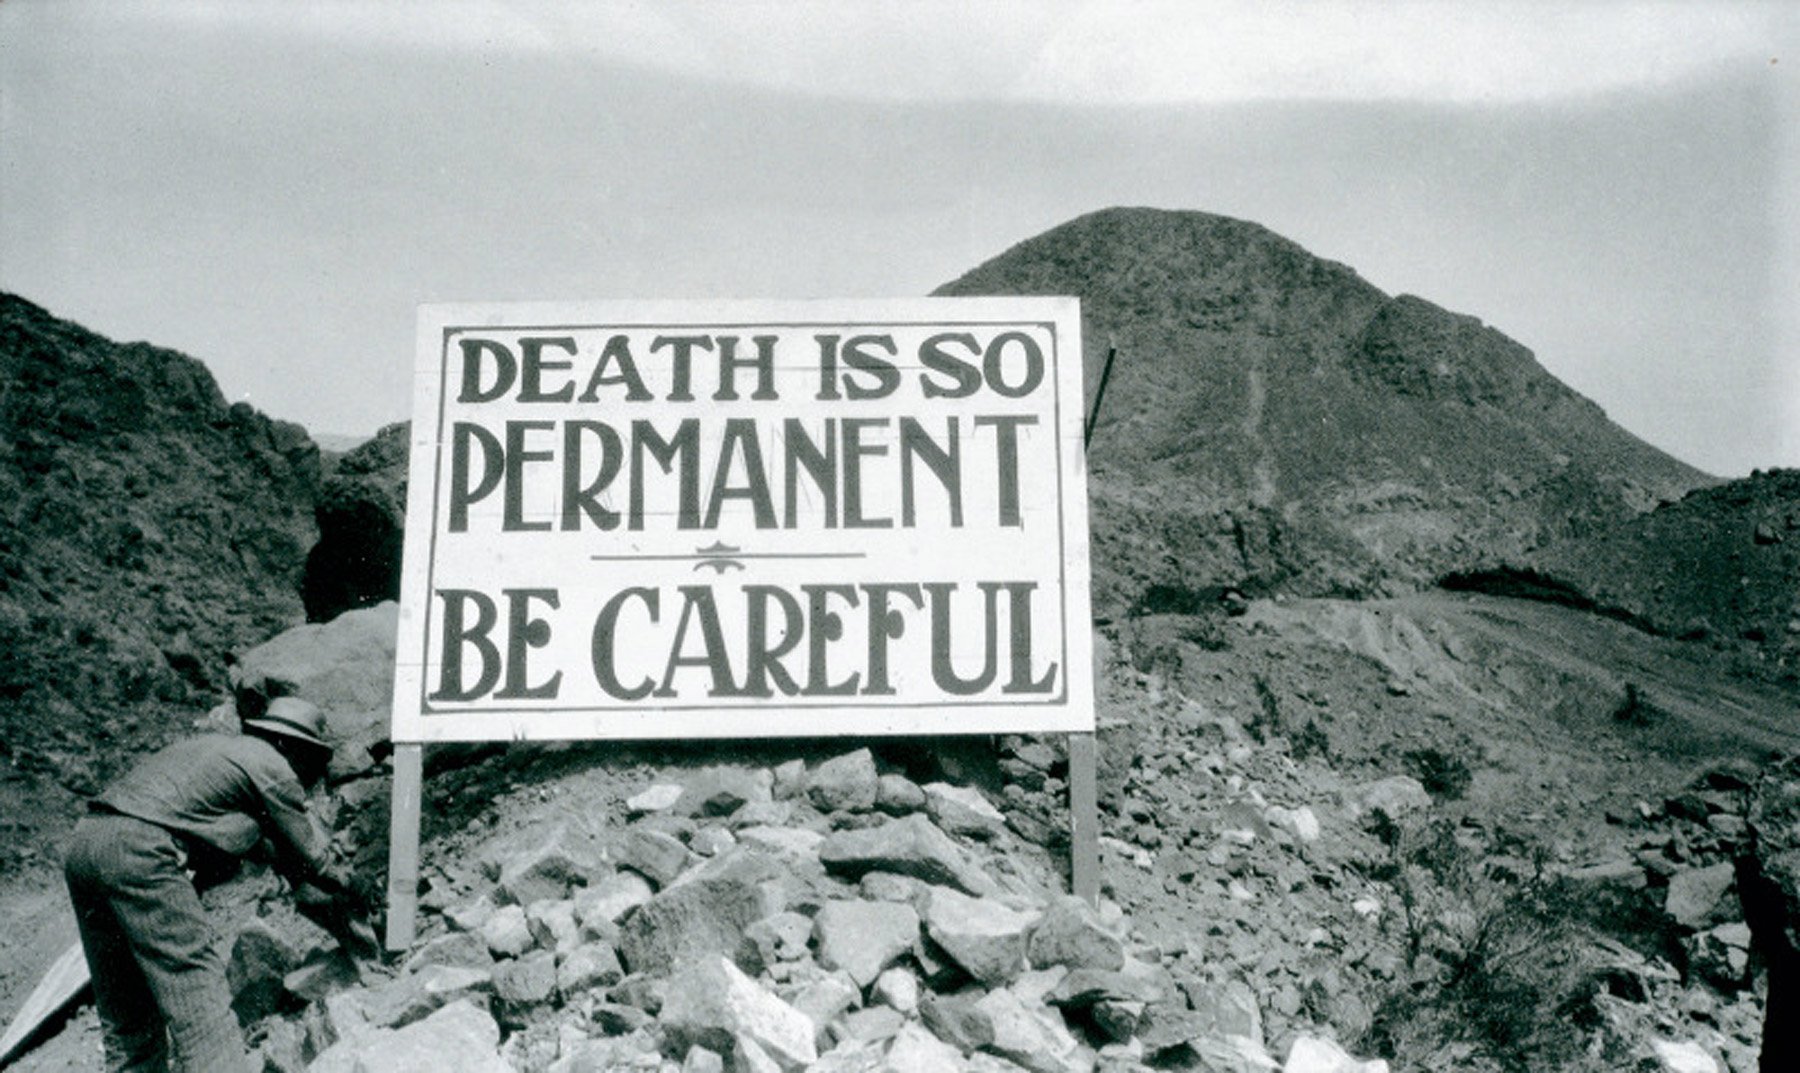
1361;818;1634;1072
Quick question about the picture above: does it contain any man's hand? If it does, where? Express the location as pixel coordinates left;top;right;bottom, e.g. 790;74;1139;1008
295;879;384;964
306;857;378;914
348;868;384;920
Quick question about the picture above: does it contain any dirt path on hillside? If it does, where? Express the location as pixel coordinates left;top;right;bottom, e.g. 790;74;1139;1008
1256;592;1800;762
1442;596;1799;754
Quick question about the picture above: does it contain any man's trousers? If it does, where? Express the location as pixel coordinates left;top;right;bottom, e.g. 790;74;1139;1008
63;812;252;1073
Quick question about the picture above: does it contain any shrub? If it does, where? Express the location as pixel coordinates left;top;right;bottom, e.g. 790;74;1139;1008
1248;675;1282;744
1404;746;1473;801
1611;681;1662;728
1290;717;1331;762
1362;821;1627;1072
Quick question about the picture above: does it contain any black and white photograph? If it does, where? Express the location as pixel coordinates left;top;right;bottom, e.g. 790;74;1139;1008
1;3;1796;1071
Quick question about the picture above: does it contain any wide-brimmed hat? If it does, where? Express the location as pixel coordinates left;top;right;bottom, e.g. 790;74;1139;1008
241;696;332;753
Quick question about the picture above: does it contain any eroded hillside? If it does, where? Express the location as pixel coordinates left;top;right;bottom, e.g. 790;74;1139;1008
0;294;319;829
1513;468;1800;682
935;208;1710;614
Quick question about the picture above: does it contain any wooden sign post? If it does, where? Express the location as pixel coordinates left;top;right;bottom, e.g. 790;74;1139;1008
1068;343;1117;908
385;298;1097;949
384;742;424;952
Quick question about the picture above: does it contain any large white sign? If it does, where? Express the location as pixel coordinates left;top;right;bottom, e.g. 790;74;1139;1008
391;298;1092;742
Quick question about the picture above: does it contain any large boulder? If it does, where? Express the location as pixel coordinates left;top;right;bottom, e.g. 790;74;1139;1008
1027;896;1126;973
812;899;920;989
226;601;399;777
807;749;880;813
921;886;1036;987
1283;1034;1390;1073
617;849;788;976
922;782;1008;840
492;951;558;1026
227;920;302;1024
974;987;1092;1073
489;821;610;906
676;766;774;819
1664;862;1738;931
818;814;998;896
615;826;695;889
309;998;511;1073
350;963;493;1031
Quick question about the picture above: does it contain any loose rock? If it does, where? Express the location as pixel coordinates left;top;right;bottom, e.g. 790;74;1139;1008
975;986;1092;1073
1664;862;1737;930
1283;1034;1389;1072
820;813;999;896
808;748;881;813
482;904;534;959
923;886;1036;986
676;766;772;818
659;956;819;1072
495;823;606;906
309;998;511;1073
617;849;786;976
1027;896;1126;973
923;782;1009;840
814;898;921;988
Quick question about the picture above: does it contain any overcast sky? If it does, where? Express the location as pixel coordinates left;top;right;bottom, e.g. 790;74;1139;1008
2;1;1795;476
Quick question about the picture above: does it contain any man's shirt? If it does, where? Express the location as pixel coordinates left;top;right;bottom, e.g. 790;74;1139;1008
96;733;334;885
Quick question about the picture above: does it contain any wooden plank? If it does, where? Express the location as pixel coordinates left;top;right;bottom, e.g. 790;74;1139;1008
1068;731;1100;906
0;942;89;1069
384;743;423;953
1084;344;1118;448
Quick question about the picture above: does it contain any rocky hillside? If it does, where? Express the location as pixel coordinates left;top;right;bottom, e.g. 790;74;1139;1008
0;293;320;798
1458;468;1800;682
12;592;1797;1073
934;208;1711;615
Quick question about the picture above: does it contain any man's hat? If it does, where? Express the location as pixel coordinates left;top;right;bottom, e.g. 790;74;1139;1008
242;696;331;752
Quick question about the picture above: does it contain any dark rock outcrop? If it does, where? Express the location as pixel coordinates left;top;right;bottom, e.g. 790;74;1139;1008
303;423;408;622
1739;760;1800;1070
1525;468;1800;674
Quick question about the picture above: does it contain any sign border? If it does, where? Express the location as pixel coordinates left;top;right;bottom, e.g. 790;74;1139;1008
391;297;1092;743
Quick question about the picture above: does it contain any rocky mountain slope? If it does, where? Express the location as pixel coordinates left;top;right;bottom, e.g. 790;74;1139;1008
302;423;407;624
0;293;320;802
1490;468;1800;680
934;208;1710;614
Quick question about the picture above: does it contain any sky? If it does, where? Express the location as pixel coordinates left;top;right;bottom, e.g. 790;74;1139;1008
2;1;1796;477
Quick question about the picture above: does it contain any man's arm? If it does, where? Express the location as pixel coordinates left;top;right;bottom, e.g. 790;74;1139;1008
246;755;355;896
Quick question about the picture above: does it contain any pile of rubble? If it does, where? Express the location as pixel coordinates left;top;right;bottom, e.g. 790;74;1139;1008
177;605;1785;1072
996;658;1778;1073
1566;758;1799;1073
237;746;1388;1073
